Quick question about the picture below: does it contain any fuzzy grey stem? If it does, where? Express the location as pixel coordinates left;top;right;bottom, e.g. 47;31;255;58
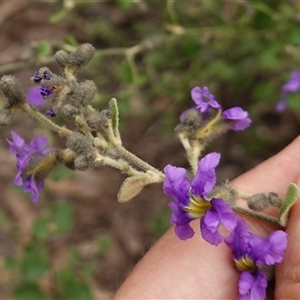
233;206;282;227
118;146;165;180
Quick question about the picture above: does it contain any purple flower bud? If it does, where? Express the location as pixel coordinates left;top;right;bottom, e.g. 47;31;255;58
33;71;43;83
45;108;56;117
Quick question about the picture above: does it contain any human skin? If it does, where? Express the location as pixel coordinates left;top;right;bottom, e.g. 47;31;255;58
113;135;300;299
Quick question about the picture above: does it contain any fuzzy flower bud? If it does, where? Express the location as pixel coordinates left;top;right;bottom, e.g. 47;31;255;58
54;50;69;69
86;110;110;130
74;155;90;171
247;192;281;211
179;108;202;128
71;80;97;108
69;43;95;69
0;75;26;108
0;109;15;127
66;132;93;155
61;104;78;118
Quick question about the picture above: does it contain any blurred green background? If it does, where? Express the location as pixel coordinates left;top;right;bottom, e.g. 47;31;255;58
0;1;300;299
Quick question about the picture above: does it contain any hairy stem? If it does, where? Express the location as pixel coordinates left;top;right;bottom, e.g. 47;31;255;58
233;206;282;227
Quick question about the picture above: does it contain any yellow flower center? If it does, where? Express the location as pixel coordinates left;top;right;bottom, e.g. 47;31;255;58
183;195;212;218
234;256;257;272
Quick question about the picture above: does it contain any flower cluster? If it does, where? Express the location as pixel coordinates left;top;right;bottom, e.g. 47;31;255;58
164;86;287;299
184;86;251;131
7;131;53;202
163;152;287;299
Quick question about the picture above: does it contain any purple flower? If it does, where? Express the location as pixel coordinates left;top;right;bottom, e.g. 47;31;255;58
163;152;237;245
27;86;45;108
276;70;300;112
222;107;252;131
180;86;251;132
191;86;221;113
225;218;287;300
6;131;52;202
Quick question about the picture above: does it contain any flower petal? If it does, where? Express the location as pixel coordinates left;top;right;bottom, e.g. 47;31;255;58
27;86;45;108
200;209;223;246
174;223;195;240
191;152;220;196
222;107;251;131
252;230;287;265
163;164;190;205
239;270;267;300
211;198;237;232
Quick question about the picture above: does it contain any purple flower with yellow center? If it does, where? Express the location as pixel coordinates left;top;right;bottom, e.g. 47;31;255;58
276;70;300;112
6;131;52;202
163;152;237;245
191;86;221;113
225;218;287;300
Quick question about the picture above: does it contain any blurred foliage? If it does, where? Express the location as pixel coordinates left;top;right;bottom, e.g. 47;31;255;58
3;199;98;299
41;1;300;142
2;0;300;298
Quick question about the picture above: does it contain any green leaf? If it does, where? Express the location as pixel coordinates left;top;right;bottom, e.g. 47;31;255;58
278;183;299;227
0;209;8;226
13;283;46;300
252;81;276;103
63;35;79;47
5;256;18;270
96;234;112;256
108;98;120;139
83;263;97;277
49;7;70;24
148;209;171;238
20;251;49;281
286;24;300;45
258;44;280;69
252;10;273;30
35;40;52;59
50;165;74;181
118;58;133;83
57;268;94;300
286;92;300;111
116;0;132;11
33;217;50;239
51;200;74;233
